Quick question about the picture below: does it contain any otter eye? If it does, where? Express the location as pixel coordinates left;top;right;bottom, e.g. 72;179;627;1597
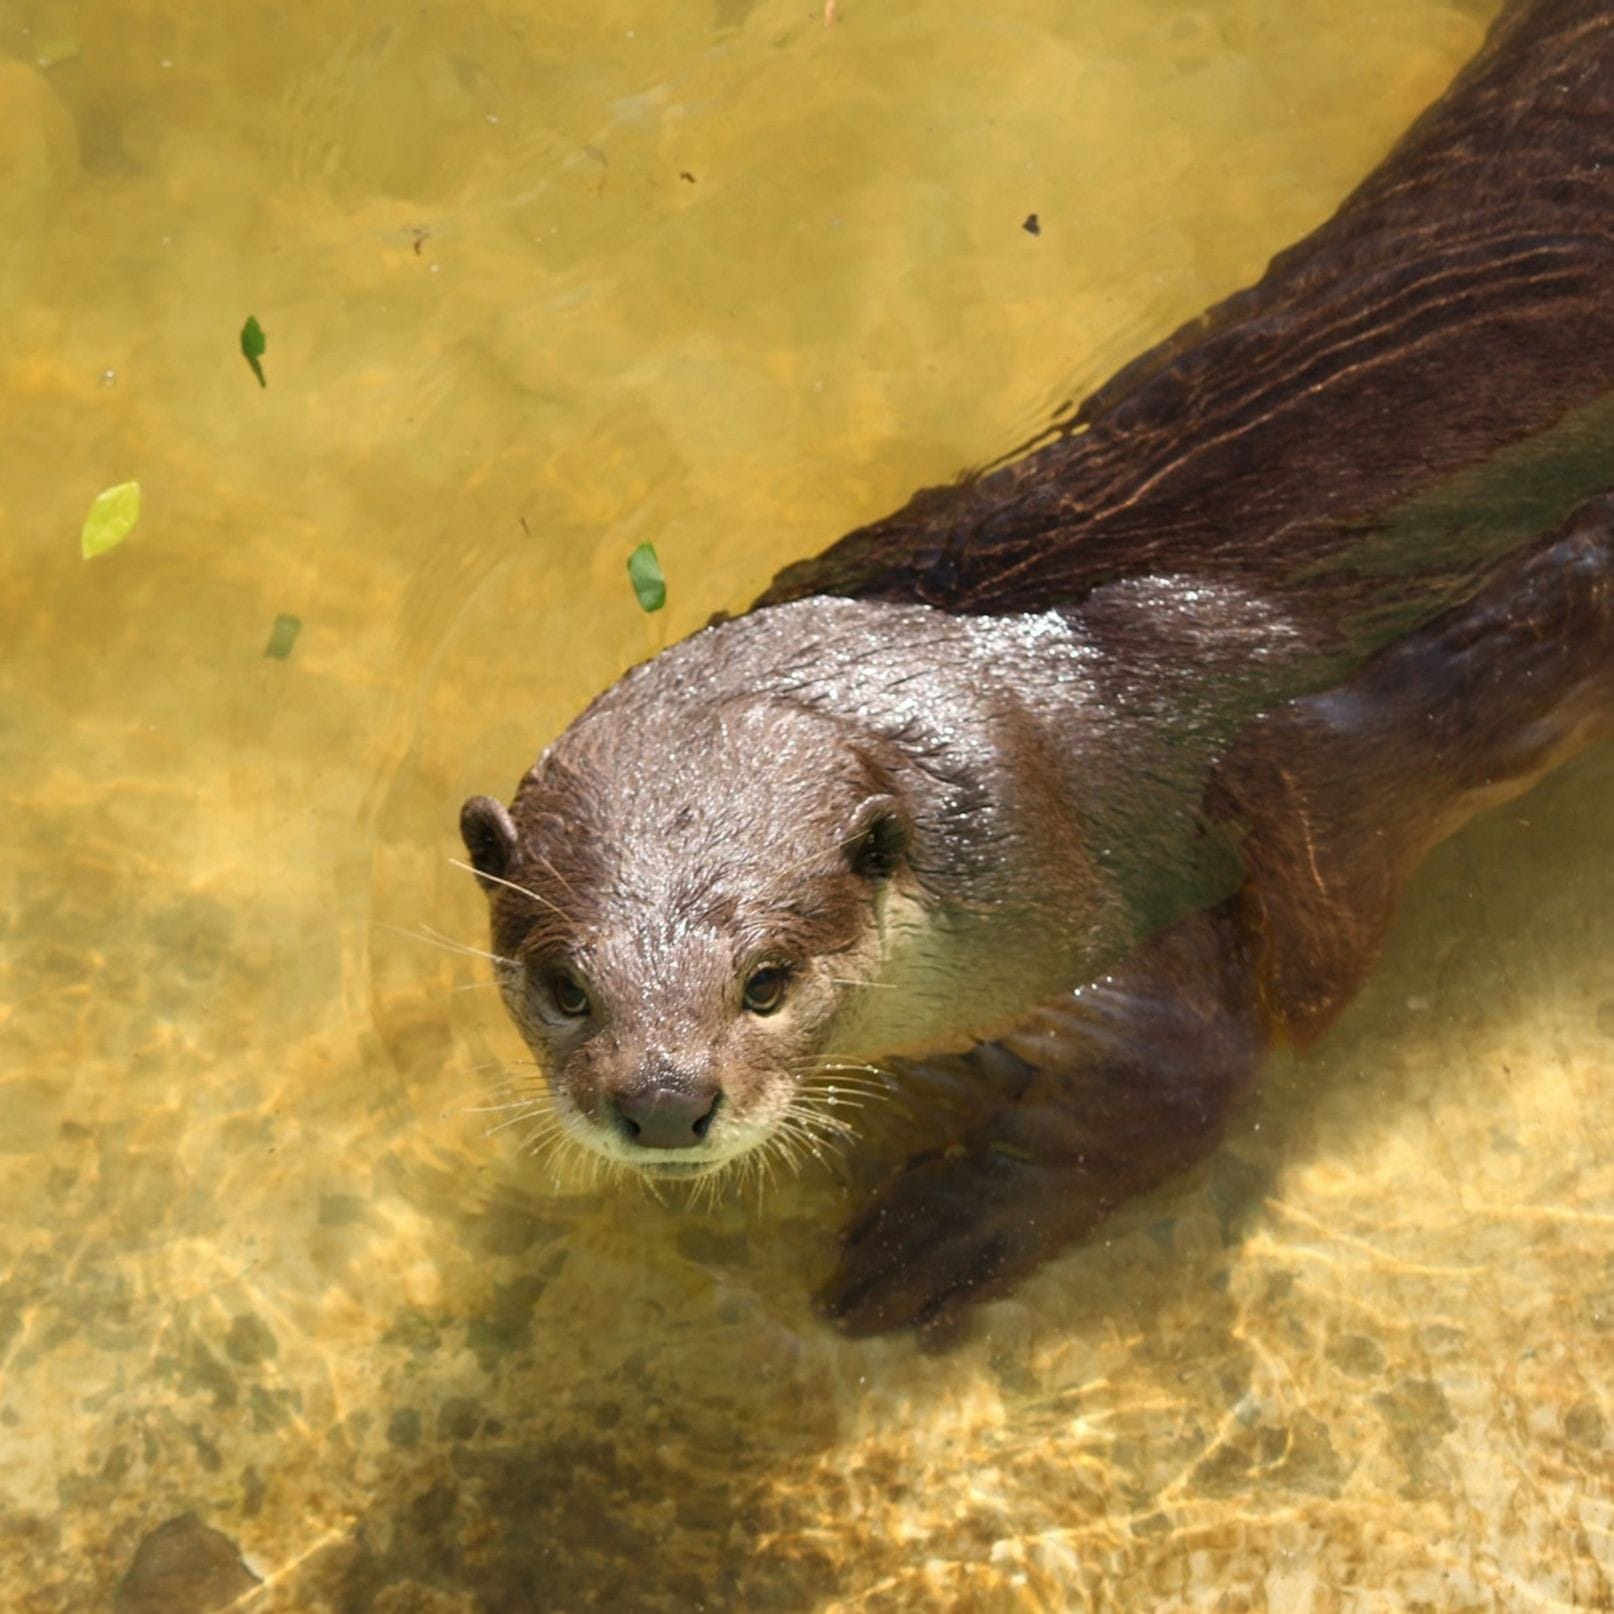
544;966;592;1019
741;964;790;1016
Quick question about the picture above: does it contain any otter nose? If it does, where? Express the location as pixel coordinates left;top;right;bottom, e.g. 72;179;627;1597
612;1084;720;1150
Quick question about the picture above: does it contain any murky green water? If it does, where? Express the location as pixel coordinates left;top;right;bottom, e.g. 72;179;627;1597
5;0;1612;1608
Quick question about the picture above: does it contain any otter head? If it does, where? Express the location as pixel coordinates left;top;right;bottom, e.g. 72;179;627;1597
459;698;915;1179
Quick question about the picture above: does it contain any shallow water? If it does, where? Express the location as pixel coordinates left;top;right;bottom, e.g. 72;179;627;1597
4;0;1613;1608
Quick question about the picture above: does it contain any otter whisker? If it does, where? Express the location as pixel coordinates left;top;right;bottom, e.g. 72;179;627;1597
751;1141;784;1197
773;1101;858;1171
490;1100;555;1122
465;1093;553;1118
515;1116;571;1155
691;1162;734;1213
789;1071;890;1093
795;1063;898;1088
738;1146;768;1203
779;1103;860;1154
795;1096;873;1118
783;1107;859;1147
791;1056;892;1076
375;921;516;969
478;1104;558;1138
765;1130;806;1181
802;1074;884;1096
465;1070;553;1097
741;1158;765;1210
793;1071;890;1097
769;1131;815;1177
685;1169;713;1213
798;1074;886;1095
794;1132;840;1176
467;1088;550;1114
804;1097;873;1120
793;1092;862;1122
788;1135;853;1189
550;1130;588;1185
465;1071;548;1096
636;1170;672;1209
791;1070;898;1109
548;1129;601;1190
504;1100;561;1128
793;1054;891;1070
746;1137;773;1180
539;1130;577;1183
447;857;571;919
528;849;581;903
466;1073;552;1103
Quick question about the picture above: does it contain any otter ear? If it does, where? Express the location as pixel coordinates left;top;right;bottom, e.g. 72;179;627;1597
843;794;910;880
460;795;519;886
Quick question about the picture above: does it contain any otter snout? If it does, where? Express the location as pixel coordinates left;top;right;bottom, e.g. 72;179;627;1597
609;1065;722;1150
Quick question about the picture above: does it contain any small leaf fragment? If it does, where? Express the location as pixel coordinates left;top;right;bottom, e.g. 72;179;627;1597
627;542;666;612
264;613;302;659
240;315;267;387
81;481;141;559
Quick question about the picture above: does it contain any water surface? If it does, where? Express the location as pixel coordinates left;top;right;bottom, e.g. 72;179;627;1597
5;0;1612;1608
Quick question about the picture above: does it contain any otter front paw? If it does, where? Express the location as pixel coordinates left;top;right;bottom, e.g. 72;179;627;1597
818;1146;1084;1340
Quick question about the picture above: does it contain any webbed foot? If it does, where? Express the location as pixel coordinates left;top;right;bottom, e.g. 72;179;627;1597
817;1145;1094;1341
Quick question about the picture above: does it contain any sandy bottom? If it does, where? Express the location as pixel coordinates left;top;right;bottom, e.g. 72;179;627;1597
8;743;1612;1613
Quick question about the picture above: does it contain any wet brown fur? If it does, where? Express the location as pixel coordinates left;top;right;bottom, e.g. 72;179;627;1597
464;0;1614;1335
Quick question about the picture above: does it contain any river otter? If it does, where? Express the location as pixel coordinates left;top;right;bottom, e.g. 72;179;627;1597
461;0;1614;1334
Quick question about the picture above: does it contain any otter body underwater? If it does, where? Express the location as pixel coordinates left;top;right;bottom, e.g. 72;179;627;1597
462;0;1614;1335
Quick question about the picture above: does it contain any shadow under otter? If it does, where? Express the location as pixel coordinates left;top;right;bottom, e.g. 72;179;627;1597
462;0;1614;1337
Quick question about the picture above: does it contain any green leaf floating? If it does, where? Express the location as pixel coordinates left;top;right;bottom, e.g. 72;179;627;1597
240;315;267;387
627;542;666;612
81;481;141;559
264;613;302;659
